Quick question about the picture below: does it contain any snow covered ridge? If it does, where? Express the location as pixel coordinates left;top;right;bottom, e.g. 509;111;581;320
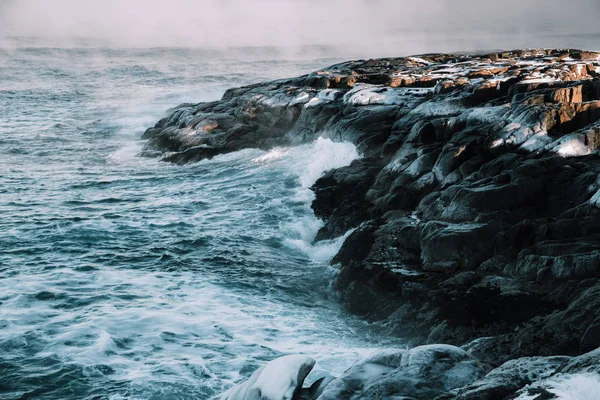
141;48;600;164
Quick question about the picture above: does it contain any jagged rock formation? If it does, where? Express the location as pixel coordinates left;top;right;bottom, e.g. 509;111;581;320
142;49;600;394
316;344;487;400
218;347;600;399
441;347;600;399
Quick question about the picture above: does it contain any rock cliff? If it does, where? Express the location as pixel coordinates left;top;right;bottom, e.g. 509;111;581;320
142;49;600;398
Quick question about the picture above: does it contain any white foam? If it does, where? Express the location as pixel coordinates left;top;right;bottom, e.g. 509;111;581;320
252;138;360;261
284;229;354;263
546;373;600;399
516;373;600;400
252;147;290;163
250;137;360;190
107;141;147;165
294;137;359;188
0;266;379;392
285;216;324;243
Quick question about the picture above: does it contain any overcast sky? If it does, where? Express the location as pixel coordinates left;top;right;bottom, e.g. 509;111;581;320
0;0;598;55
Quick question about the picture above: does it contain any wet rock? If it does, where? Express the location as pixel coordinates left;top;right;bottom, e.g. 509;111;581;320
506;348;600;400
444;356;571;399
316;345;487;400
311;158;383;240
146;49;600;373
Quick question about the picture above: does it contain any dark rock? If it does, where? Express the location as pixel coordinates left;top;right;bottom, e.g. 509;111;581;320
505;347;600;399
311;158;383;240
443;356;571;400
145;50;600;378
316;345;487;400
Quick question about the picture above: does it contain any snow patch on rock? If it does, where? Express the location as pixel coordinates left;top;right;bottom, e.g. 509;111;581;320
220;354;315;400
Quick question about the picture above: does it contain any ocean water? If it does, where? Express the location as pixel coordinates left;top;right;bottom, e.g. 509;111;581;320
0;47;403;399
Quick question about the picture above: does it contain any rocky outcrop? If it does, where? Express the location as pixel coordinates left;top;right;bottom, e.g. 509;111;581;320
216;345;488;400
220;347;600;399
444;347;600;399
143;49;600;385
317;344;487;400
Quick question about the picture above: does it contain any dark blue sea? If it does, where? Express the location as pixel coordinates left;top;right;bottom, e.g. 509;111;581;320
0;47;403;399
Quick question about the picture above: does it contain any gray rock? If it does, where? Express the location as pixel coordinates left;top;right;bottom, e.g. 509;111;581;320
316;345;487;400
146;49;600;371
446;356;571;399
220;355;316;400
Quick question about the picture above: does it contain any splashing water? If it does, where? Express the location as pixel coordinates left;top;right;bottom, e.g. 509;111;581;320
0;47;403;399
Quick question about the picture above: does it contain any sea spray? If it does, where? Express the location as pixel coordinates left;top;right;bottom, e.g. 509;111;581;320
253;138;361;262
0;48;399;399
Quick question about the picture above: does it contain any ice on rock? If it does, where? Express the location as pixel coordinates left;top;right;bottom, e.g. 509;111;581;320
253;93;293;109
343;84;389;106
491;122;537;149
460;105;510;125
519;78;559;84
289;91;311;106
408;57;432;65
551;134;594;157
304;97;321;108
343;84;429;106
220;355;316;400
407;98;464;118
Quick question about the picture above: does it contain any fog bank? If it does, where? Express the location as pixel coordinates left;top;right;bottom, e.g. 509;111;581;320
1;0;598;56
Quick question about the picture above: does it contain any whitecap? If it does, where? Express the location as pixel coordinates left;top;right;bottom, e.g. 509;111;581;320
293;137;360;188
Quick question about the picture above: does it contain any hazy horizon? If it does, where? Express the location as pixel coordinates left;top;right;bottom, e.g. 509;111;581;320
1;0;599;57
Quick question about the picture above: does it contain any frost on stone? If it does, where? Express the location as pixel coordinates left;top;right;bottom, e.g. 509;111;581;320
555;136;593;157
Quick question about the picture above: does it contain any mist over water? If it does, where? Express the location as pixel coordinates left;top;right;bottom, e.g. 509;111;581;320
0;47;408;399
1;0;599;56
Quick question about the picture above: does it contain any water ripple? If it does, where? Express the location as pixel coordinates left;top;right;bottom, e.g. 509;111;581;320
0;47;402;399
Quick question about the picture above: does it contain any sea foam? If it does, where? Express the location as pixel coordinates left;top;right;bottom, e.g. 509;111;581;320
258;137;360;262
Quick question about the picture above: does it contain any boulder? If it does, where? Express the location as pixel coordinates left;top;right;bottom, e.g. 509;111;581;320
220;355;316;400
316;345;487;400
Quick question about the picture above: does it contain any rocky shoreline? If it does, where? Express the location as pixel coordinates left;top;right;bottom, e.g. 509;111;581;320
141;49;600;399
